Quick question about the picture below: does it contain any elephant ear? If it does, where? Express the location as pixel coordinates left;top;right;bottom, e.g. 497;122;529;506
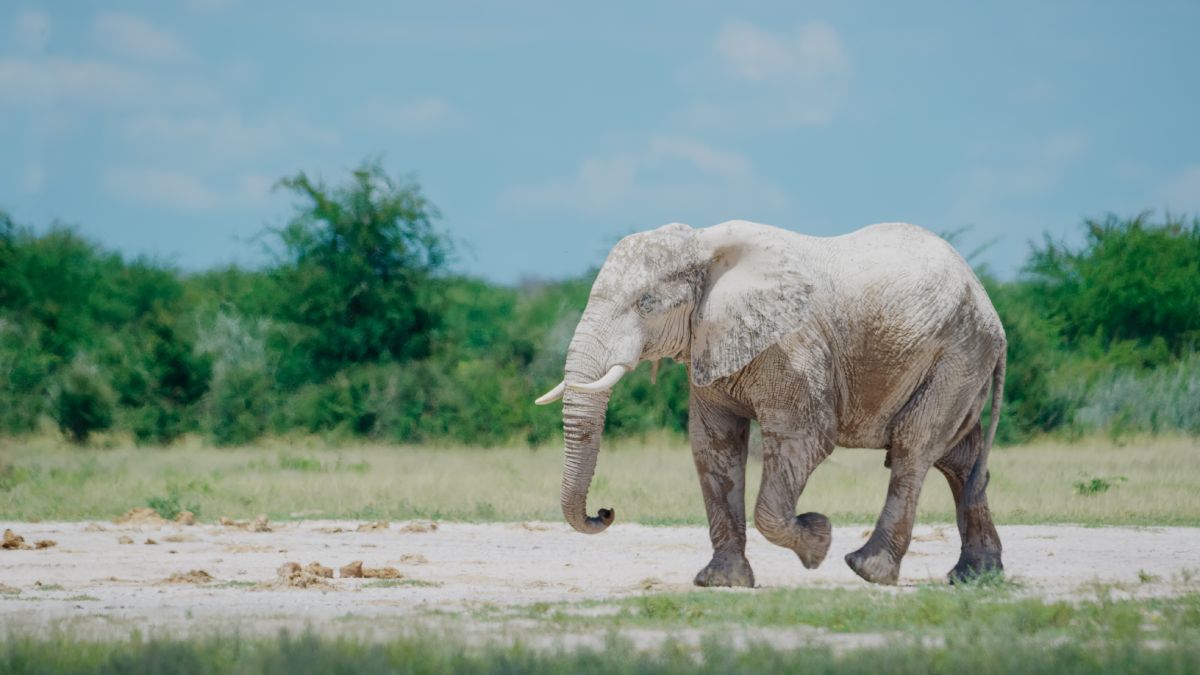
690;238;812;387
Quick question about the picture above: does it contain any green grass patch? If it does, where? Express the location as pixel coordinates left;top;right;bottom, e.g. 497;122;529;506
1;436;1198;525
504;585;1200;646
360;579;442;589
1;628;1199;675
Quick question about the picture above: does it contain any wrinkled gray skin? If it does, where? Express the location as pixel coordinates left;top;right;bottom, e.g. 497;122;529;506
546;220;1006;586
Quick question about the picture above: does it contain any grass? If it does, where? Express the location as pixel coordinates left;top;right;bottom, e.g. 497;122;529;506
1;602;1199;675
0;434;1197;526
361;579;442;588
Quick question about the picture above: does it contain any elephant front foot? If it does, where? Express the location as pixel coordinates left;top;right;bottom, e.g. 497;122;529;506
694;552;755;588
756;511;832;570
845;546;900;585
793;512;832;569
948;547;1003;585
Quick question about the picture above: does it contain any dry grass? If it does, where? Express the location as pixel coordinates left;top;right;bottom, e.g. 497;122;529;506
0;434;1196;525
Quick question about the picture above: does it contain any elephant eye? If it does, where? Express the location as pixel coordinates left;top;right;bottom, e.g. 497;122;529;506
637;292;657;314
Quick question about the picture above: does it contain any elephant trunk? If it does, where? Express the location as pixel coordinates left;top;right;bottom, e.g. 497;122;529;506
559;319;622;534
560;387;615;534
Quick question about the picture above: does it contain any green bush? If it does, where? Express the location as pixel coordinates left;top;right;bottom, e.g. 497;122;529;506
52;356;115;444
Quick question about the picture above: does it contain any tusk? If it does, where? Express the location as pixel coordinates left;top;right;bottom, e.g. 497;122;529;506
534;381;566;405
650;359;660;385
568;365;628;393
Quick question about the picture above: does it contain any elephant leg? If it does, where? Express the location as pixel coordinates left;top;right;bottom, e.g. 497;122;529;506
690;395;754;588
753;428;834;569
935;424;1003;582
845;450;933;584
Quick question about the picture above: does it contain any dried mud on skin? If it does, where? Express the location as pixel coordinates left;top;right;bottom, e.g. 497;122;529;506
2;529;55;550
163;570;215;585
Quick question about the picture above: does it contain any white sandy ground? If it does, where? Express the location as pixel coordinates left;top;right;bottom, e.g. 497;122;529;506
1;520;1198;651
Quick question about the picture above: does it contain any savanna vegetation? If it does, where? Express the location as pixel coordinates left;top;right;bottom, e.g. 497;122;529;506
3;584;1199;674
0;435;1196;524
1;160;1198;448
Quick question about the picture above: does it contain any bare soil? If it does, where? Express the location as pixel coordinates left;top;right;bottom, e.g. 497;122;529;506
1;520;1197;643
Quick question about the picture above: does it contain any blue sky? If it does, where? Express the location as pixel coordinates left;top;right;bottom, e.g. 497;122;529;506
3;2;1198;282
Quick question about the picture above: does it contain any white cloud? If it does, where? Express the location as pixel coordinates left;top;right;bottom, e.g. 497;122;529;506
21;164;46;194
186;0;238;10
716;20;847;84
505;136;785;217
963;132;1089;202
687;20;851;129
102;168;218;210
1159;165;1200;212
354;97;456;133
93;12;188;61
13;9;51;54
122;112;338;157
0;58;147;106
238;173;275;203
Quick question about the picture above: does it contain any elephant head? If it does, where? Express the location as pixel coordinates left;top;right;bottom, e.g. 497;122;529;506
536;221;813;534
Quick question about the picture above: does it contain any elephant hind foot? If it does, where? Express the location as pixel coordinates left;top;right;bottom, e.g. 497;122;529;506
845;547;900;585
694;553;755;588
948;548;1003;585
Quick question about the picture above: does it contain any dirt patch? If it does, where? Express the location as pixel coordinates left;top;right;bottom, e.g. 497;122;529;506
0;583;19;594
162;534;195;543
2;529;54;550
117;535;134;545
113;508;167;526
305;562;334;578
398;520;438;534
83;523;107;532
356;521;389;532
144;538;158;545
175;511;196;526
912;527;949;543
264;562;335;590
338;560;403;579
163;570;215;584
3;521;1200;641
219;515;272;532
220;542;273;554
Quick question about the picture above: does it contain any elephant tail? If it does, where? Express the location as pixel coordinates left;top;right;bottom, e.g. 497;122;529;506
968;351;1006;499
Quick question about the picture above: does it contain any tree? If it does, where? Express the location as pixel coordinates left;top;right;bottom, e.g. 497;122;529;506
271;160;449;381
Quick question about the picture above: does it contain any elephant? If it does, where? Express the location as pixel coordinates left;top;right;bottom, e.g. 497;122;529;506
535;220;1006;586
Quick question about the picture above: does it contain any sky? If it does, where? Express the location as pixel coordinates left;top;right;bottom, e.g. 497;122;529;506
2;1;1198;283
